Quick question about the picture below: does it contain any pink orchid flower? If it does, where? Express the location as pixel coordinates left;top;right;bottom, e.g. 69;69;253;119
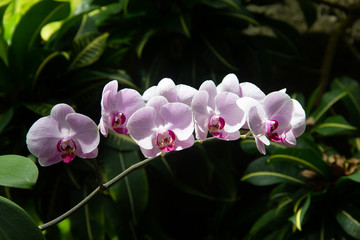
237;90;294;154
282;99;306;146
191;80;245;141
217;73;265;101
142;78;197;106
26;104;100;166
99;80;145;137
127;96;194;157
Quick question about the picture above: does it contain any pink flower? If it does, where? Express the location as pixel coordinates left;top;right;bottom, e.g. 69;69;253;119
282;99;306;146
237;91;294;154
217;73;265;101
26;104;100;166
99;80;145;137
127;96;194;157
143;78;197;106
191;80;245;141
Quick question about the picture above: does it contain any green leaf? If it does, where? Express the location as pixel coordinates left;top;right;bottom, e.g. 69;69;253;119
33;51;70;87
313;115;357;136
242;156;305;186
68;32;109;71
0;107;13;134
136;28;157;58
102;148;148;225
268;148;330;178
104;131;139;151
0;155;39;189
331;77;360;123
310;88;349;124
0;3;9;65
8;1;70;74
289;194;311;231
0;196;45;240
336;209;360;239
23;102;54;116
87;70;138;89
337;171;360;187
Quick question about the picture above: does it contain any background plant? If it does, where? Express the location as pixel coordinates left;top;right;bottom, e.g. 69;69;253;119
1;0;360;239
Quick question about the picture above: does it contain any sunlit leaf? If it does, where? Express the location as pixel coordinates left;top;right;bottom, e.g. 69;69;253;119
8;1;70;74
68;32;109;71
0;155;38;189
289;194;311;231
0;196;45;240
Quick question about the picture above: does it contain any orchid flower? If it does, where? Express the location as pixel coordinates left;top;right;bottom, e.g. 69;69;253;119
217;73;265;101
191;80;245;141
26;104;100;166
99;80;145;137
237;90;294;154
142;78;197;106
127;96;194;157
282;99;306;146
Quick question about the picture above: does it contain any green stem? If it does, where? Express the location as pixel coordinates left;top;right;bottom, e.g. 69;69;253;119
38;137;221;231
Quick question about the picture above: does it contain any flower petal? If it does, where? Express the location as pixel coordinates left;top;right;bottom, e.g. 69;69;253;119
175;134;194;150
217;73;240;96
223;131;240;141
160;102;194;141
239;82;265;101
38;152;62;167
77;146;98;159
139;145;161;158
127;107;157;149
50;103;74;134
102;80;118;97
215;92;244;132
117;88;145;120
248;105;266;136
176;84;197;106
146;96;168;125
290;99;306;137
263;91;293;129
99;117;109;137
199;80;217;109
142;86;157;102
157;78;177;102
26;116;62;159
192;90;210;134
255;137;267;155
66;113;100;154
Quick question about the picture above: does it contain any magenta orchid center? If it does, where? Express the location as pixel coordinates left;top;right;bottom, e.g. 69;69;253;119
265;119;285;142
208;115;227;138
156;129;176;152
57;137;76;163
111;112;128;134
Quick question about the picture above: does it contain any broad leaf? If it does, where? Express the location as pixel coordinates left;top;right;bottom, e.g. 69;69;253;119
0;3;9;65
313;115;356;136
336;209;360;239
0;196;45;240
0;155;38;189
268;148;330;178
310;88;349;124
102;148;149;225
8;1;70;74
23;102;55;116
104;131;139;151
68;32;109;71
242;156;306;186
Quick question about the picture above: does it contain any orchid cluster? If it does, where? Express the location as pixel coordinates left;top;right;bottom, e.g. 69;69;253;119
26;74;306;166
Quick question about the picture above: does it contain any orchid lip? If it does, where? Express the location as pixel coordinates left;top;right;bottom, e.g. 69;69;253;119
208;115;227;139
156;129;176;152
265;119;285;142
111;112;128;134
57;137;76;163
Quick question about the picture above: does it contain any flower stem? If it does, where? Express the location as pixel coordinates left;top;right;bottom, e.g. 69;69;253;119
38;137;221;231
